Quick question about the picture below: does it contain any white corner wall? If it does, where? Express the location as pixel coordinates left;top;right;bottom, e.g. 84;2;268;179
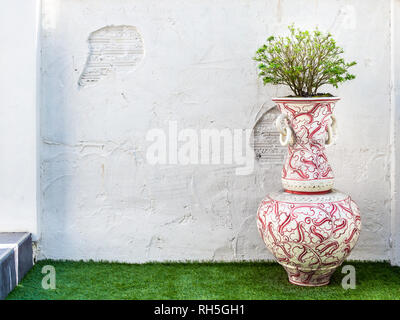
1;0;398;263
0;0;40;236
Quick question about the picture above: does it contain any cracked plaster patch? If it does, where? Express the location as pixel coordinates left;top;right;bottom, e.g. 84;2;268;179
79;25;144;87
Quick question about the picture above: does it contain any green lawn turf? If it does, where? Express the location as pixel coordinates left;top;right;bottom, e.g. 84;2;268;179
7;260;400;300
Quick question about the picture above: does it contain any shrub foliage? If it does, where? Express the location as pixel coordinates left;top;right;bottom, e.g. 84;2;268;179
254;25;356;97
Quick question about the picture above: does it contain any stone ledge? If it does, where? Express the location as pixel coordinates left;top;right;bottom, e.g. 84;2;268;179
0;233;33;299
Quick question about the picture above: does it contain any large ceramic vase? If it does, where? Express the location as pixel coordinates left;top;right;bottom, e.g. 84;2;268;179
257;97;361;286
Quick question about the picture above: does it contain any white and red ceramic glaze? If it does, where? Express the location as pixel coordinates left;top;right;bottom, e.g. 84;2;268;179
257;97;361;286
272;97;340;192
257;190;361;286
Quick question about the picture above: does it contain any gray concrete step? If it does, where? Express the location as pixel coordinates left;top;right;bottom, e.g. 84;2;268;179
0;233;33;299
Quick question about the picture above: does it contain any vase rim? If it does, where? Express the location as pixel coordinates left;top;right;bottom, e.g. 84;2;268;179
272;96;340;102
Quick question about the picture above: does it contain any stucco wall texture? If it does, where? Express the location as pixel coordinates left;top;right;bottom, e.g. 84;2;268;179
38;0;392;262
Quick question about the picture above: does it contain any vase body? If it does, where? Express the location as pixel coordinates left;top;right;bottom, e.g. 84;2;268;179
257;97;361;286
257;190;361;286
273;97;339;192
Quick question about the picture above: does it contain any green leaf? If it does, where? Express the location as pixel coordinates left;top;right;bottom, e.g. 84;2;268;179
254;24;356;96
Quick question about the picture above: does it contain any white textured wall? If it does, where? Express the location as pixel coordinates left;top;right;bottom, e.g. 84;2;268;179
390;0;400;266
0;0;39;235
38;0;393;262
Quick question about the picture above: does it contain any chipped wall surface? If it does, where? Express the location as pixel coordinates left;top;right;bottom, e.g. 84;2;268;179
252;106;286;165
39;0;393;262
79;25;144;87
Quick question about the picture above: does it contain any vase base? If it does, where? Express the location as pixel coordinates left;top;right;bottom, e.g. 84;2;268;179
283;265;336;287
288;278;330;287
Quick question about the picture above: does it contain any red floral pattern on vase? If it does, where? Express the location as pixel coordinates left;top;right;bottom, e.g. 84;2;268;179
272;97;340;192
257;97;361;286
257;191;361;286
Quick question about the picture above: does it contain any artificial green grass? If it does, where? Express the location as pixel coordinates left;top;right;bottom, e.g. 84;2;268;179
7;260;400;300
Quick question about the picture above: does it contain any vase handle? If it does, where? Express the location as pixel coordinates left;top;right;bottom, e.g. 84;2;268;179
275;114;294;146
325;115;337;146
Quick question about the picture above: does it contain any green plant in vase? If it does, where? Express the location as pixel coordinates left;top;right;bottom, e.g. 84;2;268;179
254;25;356;97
